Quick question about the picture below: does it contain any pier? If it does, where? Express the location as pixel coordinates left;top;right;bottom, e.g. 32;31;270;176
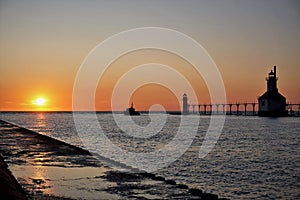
0;120;225;200
186;102;300;116
286;103;300;116
188;102;259;116
183;66;299;117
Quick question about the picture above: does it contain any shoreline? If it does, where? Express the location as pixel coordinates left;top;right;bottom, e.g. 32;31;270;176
0;119;227;199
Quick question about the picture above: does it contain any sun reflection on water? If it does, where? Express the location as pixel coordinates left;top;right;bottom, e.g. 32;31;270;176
31;165;53;195
35;112;46;128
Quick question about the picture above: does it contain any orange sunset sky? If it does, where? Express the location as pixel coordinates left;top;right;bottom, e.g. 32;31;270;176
0;0;299;111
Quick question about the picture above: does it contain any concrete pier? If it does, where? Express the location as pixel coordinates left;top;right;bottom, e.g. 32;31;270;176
187;102;300;116
189;103;259;116
0;120;226;200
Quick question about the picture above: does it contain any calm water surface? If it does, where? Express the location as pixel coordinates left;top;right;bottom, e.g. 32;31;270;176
1;112;299;199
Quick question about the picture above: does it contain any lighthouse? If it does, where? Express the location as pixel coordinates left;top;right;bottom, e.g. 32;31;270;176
258;66;287;117
182;93;189;114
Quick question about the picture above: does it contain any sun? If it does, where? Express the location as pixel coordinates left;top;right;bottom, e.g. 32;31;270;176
34;97;46;106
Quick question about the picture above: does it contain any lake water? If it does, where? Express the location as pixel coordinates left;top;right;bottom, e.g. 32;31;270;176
0;112;299;199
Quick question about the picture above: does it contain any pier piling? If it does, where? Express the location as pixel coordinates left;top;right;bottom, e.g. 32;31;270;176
187;102;298;116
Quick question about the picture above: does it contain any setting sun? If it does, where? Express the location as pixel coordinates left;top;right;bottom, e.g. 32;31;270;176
34;98;46;106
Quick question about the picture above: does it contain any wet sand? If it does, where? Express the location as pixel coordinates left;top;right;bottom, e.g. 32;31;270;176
0;120;226;199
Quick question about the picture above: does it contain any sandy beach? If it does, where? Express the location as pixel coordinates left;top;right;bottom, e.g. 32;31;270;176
0;120;225;200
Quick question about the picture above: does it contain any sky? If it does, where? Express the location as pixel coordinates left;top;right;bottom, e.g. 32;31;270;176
0;0;299;111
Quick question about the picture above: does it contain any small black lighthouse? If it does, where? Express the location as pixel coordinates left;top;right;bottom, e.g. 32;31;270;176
258;66;287;117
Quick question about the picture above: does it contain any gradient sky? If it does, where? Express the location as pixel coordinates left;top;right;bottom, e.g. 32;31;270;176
0;0;299;111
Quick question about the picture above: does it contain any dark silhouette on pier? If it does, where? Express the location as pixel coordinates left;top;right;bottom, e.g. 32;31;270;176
178;66;299;116
124;102;140;116
258;66;287;117
168;94;189;115
182;93;188;115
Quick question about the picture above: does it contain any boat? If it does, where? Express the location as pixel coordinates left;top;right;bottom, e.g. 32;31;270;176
124;103;140;116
